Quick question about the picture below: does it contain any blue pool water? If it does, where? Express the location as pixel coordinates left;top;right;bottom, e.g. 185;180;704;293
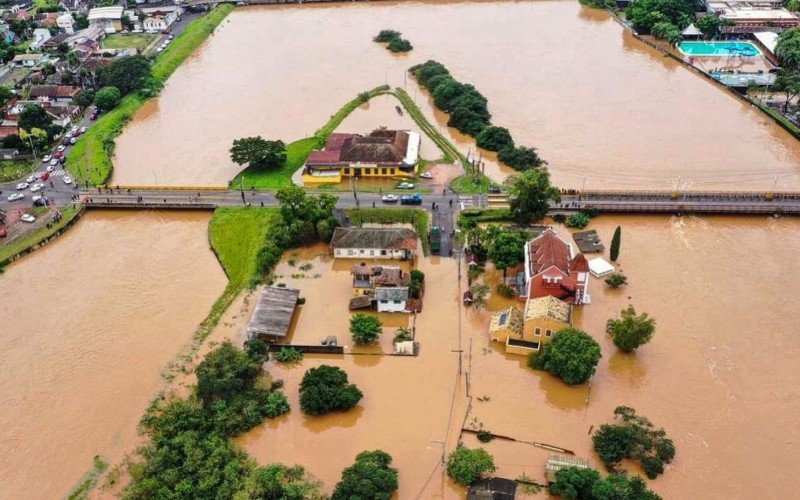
678;41;762;57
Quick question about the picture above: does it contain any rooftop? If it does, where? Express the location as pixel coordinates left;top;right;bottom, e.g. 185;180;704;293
246;287;300;339
375;286;409;301
87;6;124;20
330;227;418;251
489;307;524;336
306;130;414;166
523;296;572;324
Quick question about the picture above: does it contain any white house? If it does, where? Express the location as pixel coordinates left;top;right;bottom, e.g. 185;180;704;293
57;13;75;35
87;6;124;34
330;227;418;260
375;287;409;313
30;28;51;50
11;53;44;67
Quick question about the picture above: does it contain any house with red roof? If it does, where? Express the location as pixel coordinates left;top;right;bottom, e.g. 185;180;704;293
523;228;590;305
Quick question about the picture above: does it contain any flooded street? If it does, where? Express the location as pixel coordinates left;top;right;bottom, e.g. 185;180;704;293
114;1;800;189
0;211;226;499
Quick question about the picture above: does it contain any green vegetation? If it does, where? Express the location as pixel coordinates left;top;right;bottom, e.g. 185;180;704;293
772;70;800;114
446;447;496;485
458;208;513;224
566;212;591;229
68;5;235;185
497;283;517;298
93;86;121;111
409;269;425;300
346;207;430;255
610;225;621;261
476;126;514;152
350;313;383;345
388;38;413;52
777;28;800;70
528;328;601;385
374;29;402;42
274;346;304;363
66;455;108;500
505;168;561;224
394;327;413;342
695;14;727;38
235;463;322;499
209;208;281;289
487;228;527;277
299;365;363;416
625;0;693;41
230;137;287;171
604;273;628;288
579;0;616;9
469;282;491;308
476;430;494;443
606;306;656;353
125;342;305;498
593;406;676;479
101;33;157;51
497;145;544;170
373;29;413;52
332;450;399;500
0;159;35;183
549;466;661;500
232;85;389;189
0;205;83;266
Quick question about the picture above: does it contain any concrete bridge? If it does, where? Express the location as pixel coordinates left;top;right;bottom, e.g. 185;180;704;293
73;187;800;215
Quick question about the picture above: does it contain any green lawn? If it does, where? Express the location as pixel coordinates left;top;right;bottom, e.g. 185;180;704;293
67;5;235;186
0;205;83;265
209;207;279;289
101;34;157;51
0;159;36;183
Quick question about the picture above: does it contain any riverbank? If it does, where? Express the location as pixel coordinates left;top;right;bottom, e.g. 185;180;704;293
67;5;235;186
0;204;84;266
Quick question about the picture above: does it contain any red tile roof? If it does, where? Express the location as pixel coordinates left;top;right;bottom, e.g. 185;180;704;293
529;229;571;275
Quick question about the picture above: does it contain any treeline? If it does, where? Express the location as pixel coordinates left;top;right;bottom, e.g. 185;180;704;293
409;60;544;171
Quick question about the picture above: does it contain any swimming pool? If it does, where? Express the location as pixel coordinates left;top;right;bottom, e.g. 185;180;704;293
678;41;762;57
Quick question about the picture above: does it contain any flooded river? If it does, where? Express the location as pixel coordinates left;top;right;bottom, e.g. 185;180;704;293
114;0;800;189
0;211;226;499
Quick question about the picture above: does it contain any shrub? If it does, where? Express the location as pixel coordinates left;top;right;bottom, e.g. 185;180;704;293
393;327;413;342
497;145;543;170
446;447;496;485
476;430;494;442
263;390;291;418
552;214;567;223
332;450;398;500
476;126;514;152
350;313;382;345
497;283;517;298
566;212;591;229
604;273;627;288
388;38;413;52
274;347;304;363
373;29;401;42
409;269;425;299
606;306;656;353
527;328;601;385
299;365;363;416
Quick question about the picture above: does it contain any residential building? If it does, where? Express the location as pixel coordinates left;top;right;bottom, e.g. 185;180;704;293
11;53;44;67
0;120;19;138
523;228;590;305
331;227;418;260
30;28;52;50
57;13;75;35
28;85;80;104
87;6;124;33
303;129;421;184
489;296;572;355
138;3;182;31
36;12;59;27
706;1;800;28
375;287;409;313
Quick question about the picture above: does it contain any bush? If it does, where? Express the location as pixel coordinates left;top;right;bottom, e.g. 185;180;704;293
409;269;425;299
604;273;627;288
497;283;517;298
448;106;490;136
388;38;413;52
410;60;450;88
606;306;656;353
552;213;567;223
549;466;661;500
476;126;514;152
527;328;601;385
263;390;291;418
476;430;494;442
299;365;363;416
393;327;413;342
497;145;543;170
332;450;398;500
274;347;303;363
350;313;383;345
373;29;401;42
566;212;591;229
446;447;496;485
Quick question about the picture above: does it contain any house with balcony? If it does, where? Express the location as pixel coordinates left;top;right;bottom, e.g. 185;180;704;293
523;228;590;305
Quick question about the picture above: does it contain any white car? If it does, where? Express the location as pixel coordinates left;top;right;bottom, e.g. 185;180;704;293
70;126;78;133
69;137;77;145
46;165;55;172
419;172;433;179
41;154;51;163
7;193;24;202
16;182;29;190
79;126;86;134
49;159;58;167
25;174;38;183
57;145;66;152
381;194;399;203
63;176;73;185
20;213;36;223
30;183;44;192
156;47;164;53
397;182;415;190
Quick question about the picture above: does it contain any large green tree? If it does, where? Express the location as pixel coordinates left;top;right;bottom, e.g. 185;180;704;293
625;0;694;34
505;168;561;224
498;145;543;171
772;69;800;113
98;55;152;94
476;125;514;152
777;28;800;70
487;230;526;277
0;86;13;107
606;306;656;353
230;136;287;171
299;365;363;416
350;313;383;345
528;328;601;385
446;447;496;485
234;463;322;500
549;466;661;500
93;86;121;111
549;466;602;499
331;450;398;500
18;104;53;133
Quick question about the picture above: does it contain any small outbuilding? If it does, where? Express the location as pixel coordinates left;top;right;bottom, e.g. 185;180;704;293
572;229;605;254
247;286;300;342
681;23;703;39
546;454;590;484
375;286;409;312
588;257;615;277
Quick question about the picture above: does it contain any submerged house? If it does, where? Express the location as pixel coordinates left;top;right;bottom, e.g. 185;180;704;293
523;228;590;305
349;264;413;313
375;286;409;313
489;295;572;355
246;287;300;342
331;227;418;260
302;129;421;184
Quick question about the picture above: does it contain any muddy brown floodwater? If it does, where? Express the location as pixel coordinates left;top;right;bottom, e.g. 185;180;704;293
0;211;226;499
115;0;800;189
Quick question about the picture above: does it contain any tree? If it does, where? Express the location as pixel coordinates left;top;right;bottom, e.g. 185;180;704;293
590;474;661;500
446;447;496;485
0;86;13;107
411;60;450;88
230;136;287;171
566;212;591;229
388;38;413;52
505;168;561;224
651;21;682;45
470;283;491;308
235;463;322;500
528;328;601;385
777;28;800;70
196;341;263;405
19;128;50;152
772;70;800;113
498;145;543;170
609;226;621;261
549;466;602;499
93;86;121;111
487;230;526;277
373;29;401;42
332;450;398;500
625;0;694;34
18;104;53;132
350;313;382;345
476;125;514;152
549;466;661;500
98;55;152;94
604;273;628;288
696;14;723;37
606;306;656;353
409;269;425;299
299;365;363;416
448;106;490;136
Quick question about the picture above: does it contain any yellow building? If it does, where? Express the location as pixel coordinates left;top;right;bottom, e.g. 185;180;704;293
489;295;572;356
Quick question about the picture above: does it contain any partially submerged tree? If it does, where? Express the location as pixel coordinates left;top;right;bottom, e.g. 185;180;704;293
609;225;621;262
528;328;601;385
350;313;383;345
230;137;287;171
497;145;543;171
446;447;496;485
235;463;323;500
505;168;561;224
487;230;526;277
604;273;628;288
332;450;399;500
469;283;491;308
606;306;656;353
476;125;514;152
549;466;661;500
299;365;363;416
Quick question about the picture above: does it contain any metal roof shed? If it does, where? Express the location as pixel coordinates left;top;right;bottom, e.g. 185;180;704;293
247;287;300;341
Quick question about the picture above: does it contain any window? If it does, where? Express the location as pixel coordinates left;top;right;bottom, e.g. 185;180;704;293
381;300;388;304
347;249;355;256
381;168;388;175
534;328;541;336
369;250;375;255
381;250;387;256
545;330;552;338
393;300;402;304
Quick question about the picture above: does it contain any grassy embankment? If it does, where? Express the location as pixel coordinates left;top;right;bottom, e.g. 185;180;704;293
0;205;83;266
67;4;235;186
346;207;430;255
754;101;800;138
230;85;391;190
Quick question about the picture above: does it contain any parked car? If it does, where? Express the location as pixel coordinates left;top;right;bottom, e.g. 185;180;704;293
419;172;433;179
79;126;86;134
39;172;50;181
20;213;36;223
59;157;67;165
7;193;24;202
400;193;423;205
57;145;66;152
63;176;73;185
25;174;38;183
89;112;97;120
46;165;55;172
70;125;78;133
49;159;57;167
69;137;77;145
381;194;399;203
30;183;44;192
53;151;63;159
71;131;80;138
397;181;415;190
16;182;29;190
41;154;51;163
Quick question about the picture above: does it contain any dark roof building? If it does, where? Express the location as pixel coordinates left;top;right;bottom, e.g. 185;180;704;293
331;227;418;260
306;130;419;170
247;287;300;341
467;478;518;499
28;85;79;101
